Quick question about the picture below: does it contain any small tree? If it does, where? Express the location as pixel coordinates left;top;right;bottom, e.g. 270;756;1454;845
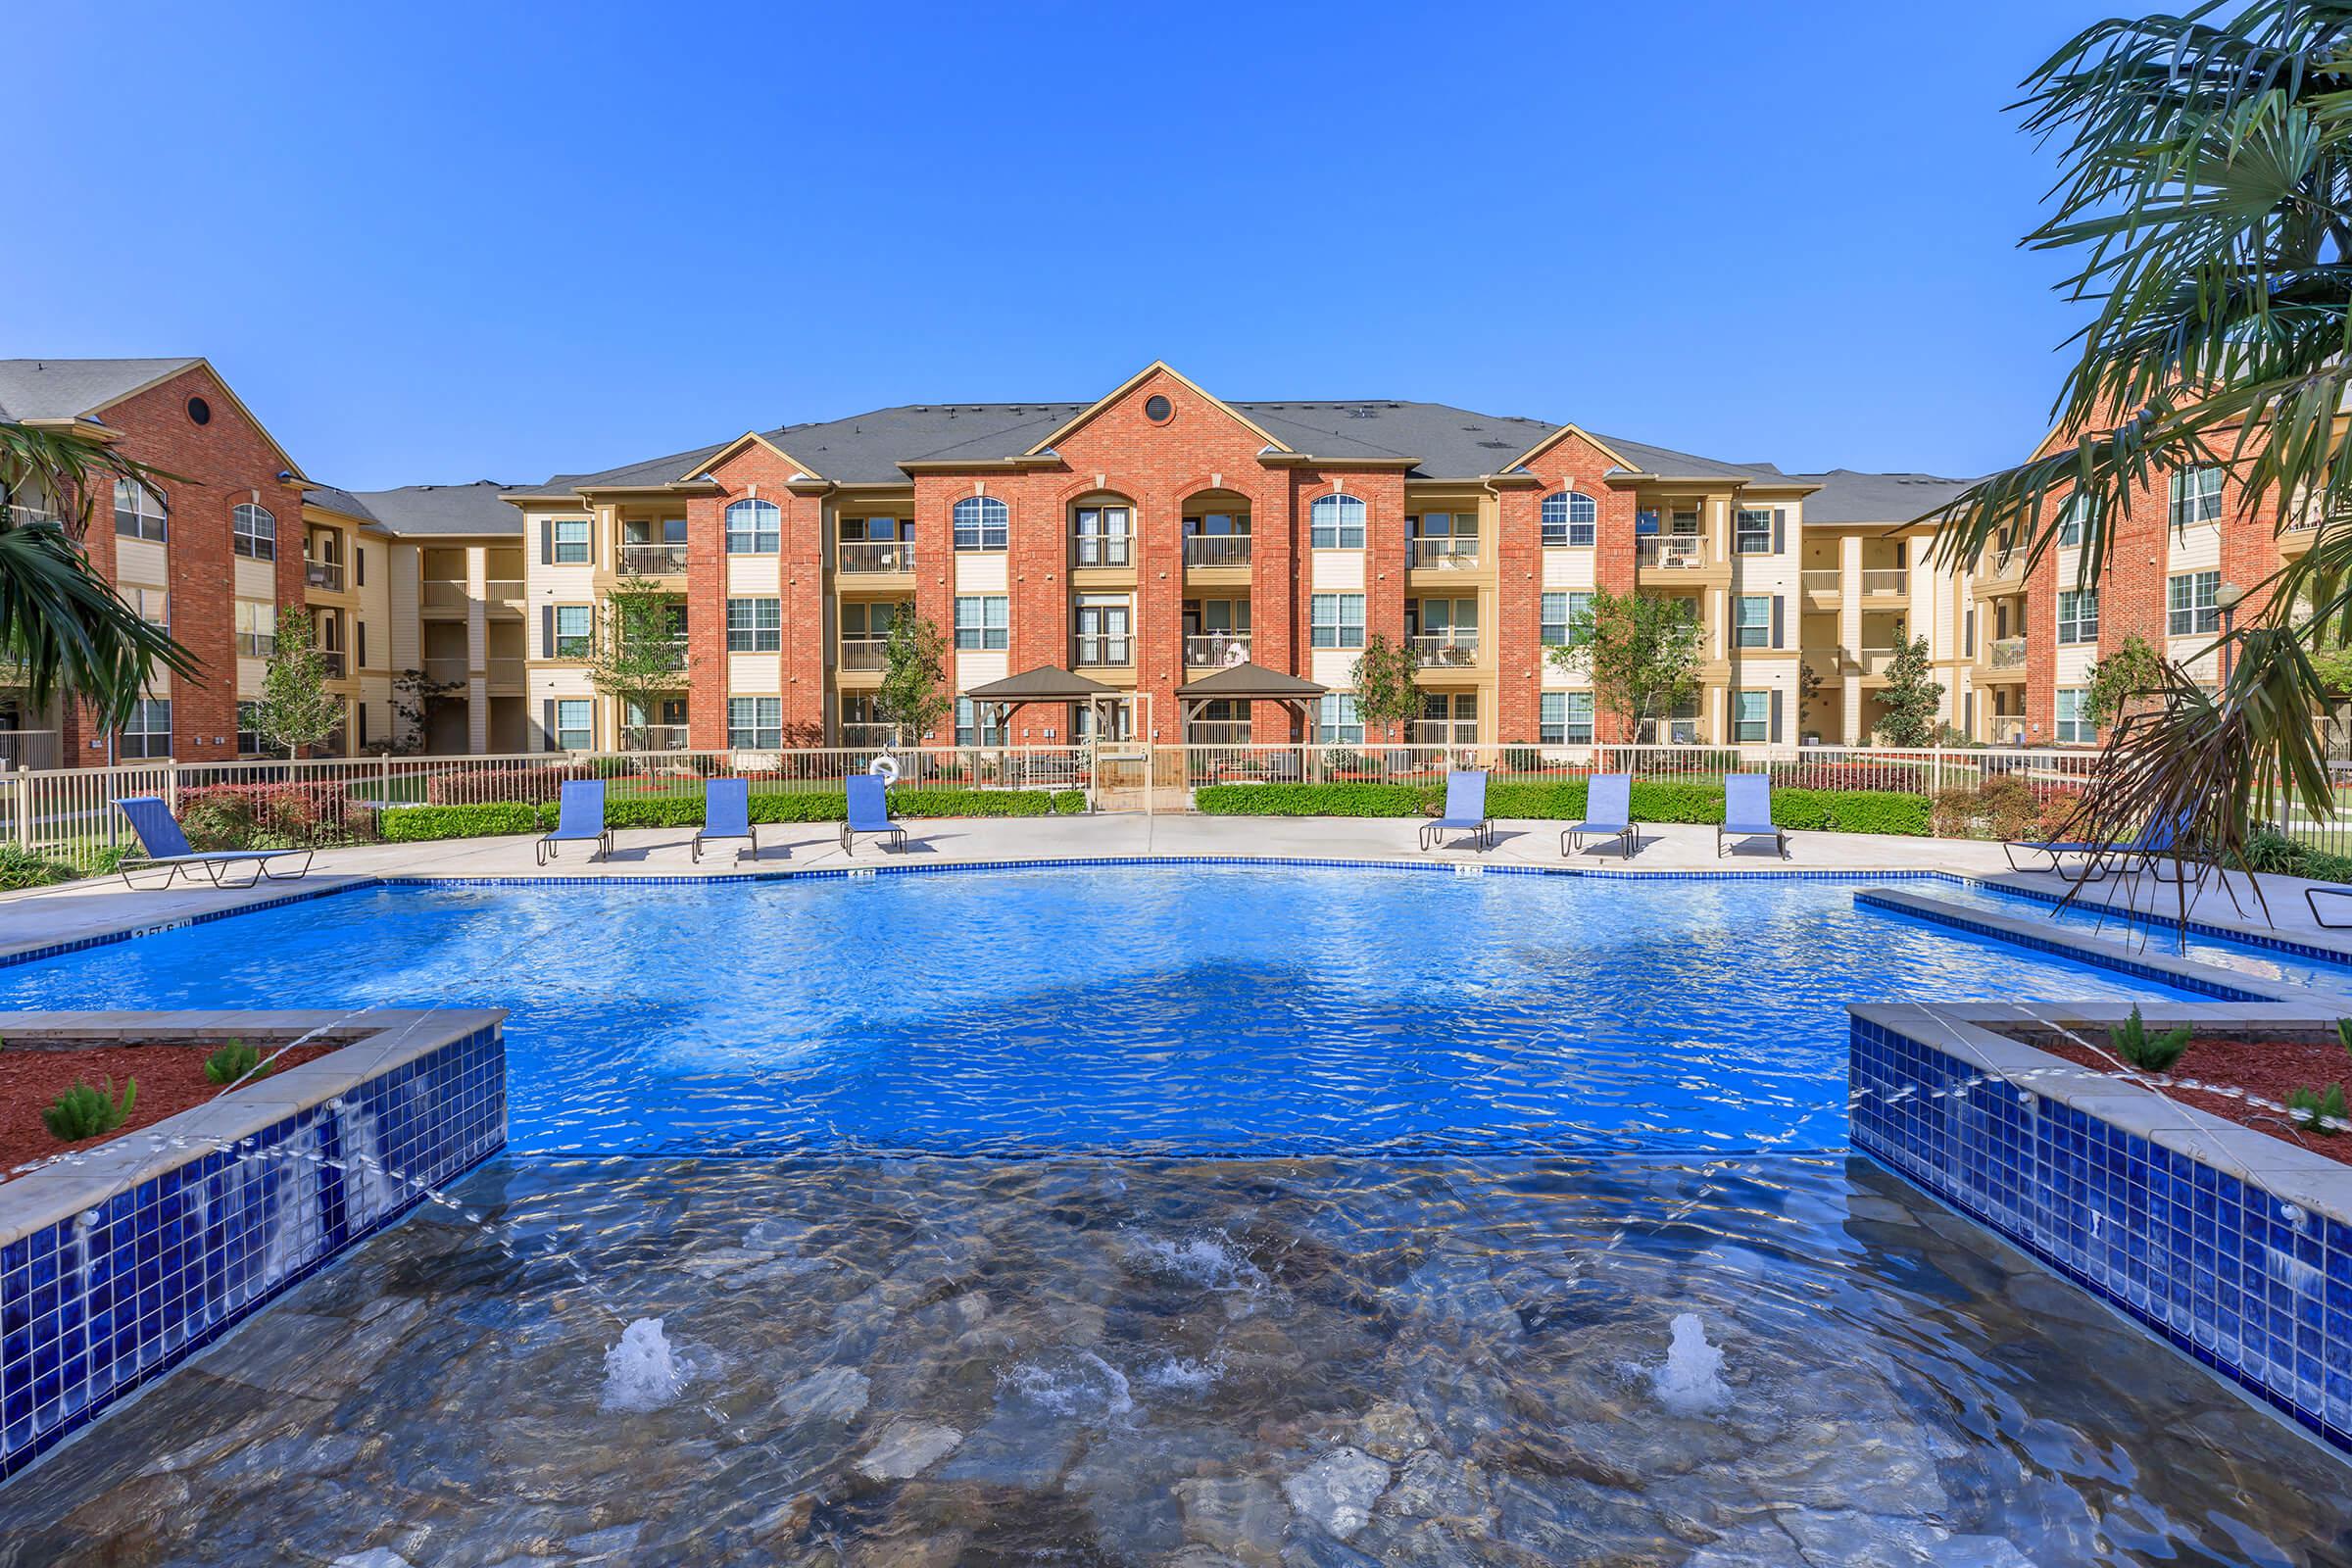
1874;634;1944;747
1348;633;1422;744
382;666;462;756
2083;632;2168;728
1547;589;1701;741
875;613;951;745
587;575;684;750
254;609;344;758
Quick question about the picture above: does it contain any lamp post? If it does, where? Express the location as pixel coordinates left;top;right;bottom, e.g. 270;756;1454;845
2217;581;2247;683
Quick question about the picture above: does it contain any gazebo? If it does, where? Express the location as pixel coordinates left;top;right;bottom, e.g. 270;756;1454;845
1172;661;1328;743
959;664;1125;742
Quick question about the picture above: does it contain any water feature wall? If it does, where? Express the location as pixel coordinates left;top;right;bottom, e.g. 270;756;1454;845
0;1009;505;1479
1850;1001;2352;1454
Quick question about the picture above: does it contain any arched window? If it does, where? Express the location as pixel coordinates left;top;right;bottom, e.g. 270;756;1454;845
232;502;275;561
1309;493;1365;550
1540;491;1596;547
954;495;1008;551
724;498;780;554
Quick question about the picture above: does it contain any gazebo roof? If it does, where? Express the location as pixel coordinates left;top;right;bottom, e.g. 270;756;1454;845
960;664;1120;703
1174;662;1329;702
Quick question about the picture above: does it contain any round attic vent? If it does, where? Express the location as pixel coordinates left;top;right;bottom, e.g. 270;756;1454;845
186;396;212;426
1144;394;1173;424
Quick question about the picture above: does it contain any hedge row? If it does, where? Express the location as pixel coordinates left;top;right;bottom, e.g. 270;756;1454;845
376;788;1089;843
1195;780;1932;836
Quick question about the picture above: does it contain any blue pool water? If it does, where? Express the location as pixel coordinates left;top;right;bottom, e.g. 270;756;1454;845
0;867;2200;1159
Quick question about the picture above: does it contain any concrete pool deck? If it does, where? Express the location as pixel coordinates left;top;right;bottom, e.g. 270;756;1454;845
0;814;2345;964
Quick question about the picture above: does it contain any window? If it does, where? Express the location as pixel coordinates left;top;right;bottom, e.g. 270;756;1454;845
726;597;782;652
1074;597;1131;665
555;699;593;751
2057;492;2098;547
236;701;267;757
553;605;592;658
1317;693;1363;745
955;594;1008;650
1309;592;1365;649
113;479;167;542
234;599;275;657
127;586;169;630
2057;587;2099;644
1540;591;1592;647
2055;687;2094;744
2169;466;2224;528
1309;494;1366;550
1735;509;1775;555
119;698;171;760
230;503;275;561
956;697;1007;747
1416;691;1477;744
1540;491;1597;547
1734;689;1770;743
724;499;780;554
552;517;591;564
1073;506;1131;566
2168;570;2221;637
1735;595;1772;648
1540;691;1594;745
954;495;1008;551
727;697;783;750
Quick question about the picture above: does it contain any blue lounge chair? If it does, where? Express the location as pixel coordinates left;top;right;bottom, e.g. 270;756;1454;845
2006;809;2192;884
1419;769;1492;852
2309;884;2352;928
538;779;612;865
2002;835;2113;882
841;774;906;855
1718;774;1788;859
113;796;315;890
1562;772;1635;859
693;777;760;864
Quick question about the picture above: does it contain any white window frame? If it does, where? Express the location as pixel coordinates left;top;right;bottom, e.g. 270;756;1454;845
955;594;1008;651
120;697;172;760
2055;687;2094;744
1540;491;1597;548
724;499;780;554
2168;466;2224;528
2057;588;2099;645
231;502;276;561
727;696;783;750
113;479;167;542
1734;595;1771;649
1317;693;1363;745
953;496;1008;552
1309;494;1366;550
552;517;591;564
2167;570;2220;637
1735;509;1775;554
956;697;1006;747
1309;592;1365;649
555;698;594;751
1733;689;1769;743
725;597;782;652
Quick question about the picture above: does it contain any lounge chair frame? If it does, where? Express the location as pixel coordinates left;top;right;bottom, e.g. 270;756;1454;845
1419;770;1493;853
692;778;760;864
537;781;612;866
112;797;316;891
841;775;907;855
1717;774;1789;859
1561;773;1636;859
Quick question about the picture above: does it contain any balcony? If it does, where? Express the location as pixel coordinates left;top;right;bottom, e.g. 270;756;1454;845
422;655;468;684
1411;721;1478;746
1848;645;1899;676
1073;535;1132;568
1411;633;1480;667
422;579;467;612
1800;568;1841;595
319;651;348;679
839;721;898;748
1989;636;2029;670
1185;633;1251;668
628;640;687;672
234;632;275;658
305;559;345;592
485;656;525;687
1183;535;1252;568
1637;536;1706;571
838;541;916;575
484;578;524;613
0;730;60;770
619;544;689;576
1860;568;1908;597
622;723;690;752
838;637;890;671
1408;537;1481;570
1073;634;1133;667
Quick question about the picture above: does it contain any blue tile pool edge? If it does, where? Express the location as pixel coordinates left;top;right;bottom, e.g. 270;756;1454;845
1850;1006;2352;1456
0;1017;507;1482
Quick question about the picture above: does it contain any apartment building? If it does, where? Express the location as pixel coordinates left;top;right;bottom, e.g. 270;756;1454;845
501;362;1988;754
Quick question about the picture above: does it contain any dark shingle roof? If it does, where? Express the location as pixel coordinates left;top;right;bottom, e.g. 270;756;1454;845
1788;468;1980;524
303;479;523;537
0;359;200;421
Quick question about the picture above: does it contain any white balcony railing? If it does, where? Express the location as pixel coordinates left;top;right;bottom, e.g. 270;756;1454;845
0;730;60;770
1185;634;1251;667
619;544;689;576
838;637;890;670
1073;634;1133;666
1800;568;1841;594
1410;633;1480;666
1073;535;1132;567
1637;536;1705;570
1187;721;1252;746
1183;535;1252;567
838;541;915;574
1989;636;2029;670
1860;568;1908;596
1411;721;1478;745
1408;537;1481;569
622;723;690;752
305;559;345;592
839;722;899;747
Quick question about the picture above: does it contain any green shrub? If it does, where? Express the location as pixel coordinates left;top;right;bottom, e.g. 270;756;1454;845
379;803;543;842
175;782;378;849
601;796;708;830
2243;828;2352;886
2108;1005;2193;1072
44;1077;135;1142
1197;778;1930;835
1050;790;1088;815
748;788;1061;823
203;1040;270;1086
2288;1081;2346;1134
1196;783;1438;816
0;844;81;891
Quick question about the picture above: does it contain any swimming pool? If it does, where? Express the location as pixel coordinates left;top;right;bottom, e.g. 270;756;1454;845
0;866;2200;1159
1931;876;2352;994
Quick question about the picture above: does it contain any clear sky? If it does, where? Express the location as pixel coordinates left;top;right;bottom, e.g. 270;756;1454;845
5;0;2121;491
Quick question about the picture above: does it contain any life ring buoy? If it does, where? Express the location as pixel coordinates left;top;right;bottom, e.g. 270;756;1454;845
868;755;900;785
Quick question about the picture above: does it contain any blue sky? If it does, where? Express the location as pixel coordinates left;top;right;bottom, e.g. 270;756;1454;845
6;0;2118;490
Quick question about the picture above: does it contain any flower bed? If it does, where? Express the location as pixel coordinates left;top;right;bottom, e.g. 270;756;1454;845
2019;1027;2352;1168
0;1040;341;1177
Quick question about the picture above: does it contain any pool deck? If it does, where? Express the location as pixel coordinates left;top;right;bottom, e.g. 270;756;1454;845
0;814;2346;963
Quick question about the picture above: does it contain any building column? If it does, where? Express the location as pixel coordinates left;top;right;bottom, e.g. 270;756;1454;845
1838;533;1864;743
466;545;489;753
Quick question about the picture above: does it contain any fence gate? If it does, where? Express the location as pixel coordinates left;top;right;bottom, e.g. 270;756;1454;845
1091;748;1153;813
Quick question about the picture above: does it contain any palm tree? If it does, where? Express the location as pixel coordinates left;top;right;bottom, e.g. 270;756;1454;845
0;422;196;727
1932;2;2352;897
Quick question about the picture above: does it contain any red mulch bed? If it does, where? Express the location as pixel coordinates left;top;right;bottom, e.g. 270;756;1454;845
0;1043;341;1178
2037;1035;2352;1166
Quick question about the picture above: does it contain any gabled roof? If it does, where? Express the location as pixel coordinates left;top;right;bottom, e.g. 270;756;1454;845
1022;362;1294;458
302;479;523;537
1788;468;1980;523
1173;662;1328;701
0;358;201;421
960;665;1120;703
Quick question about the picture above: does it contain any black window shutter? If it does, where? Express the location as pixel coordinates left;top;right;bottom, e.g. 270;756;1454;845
541;519;553;565
356;547;366;586
1771;596;1784;649
1771;511;1785;554
541;699;558;752
541;605;556;658
1770;690;1784;743
358;622;367;667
